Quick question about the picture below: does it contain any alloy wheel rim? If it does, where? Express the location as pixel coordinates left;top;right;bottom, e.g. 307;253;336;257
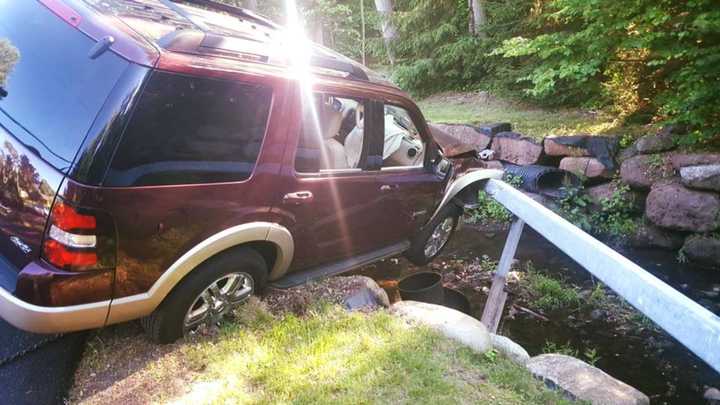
183;272;254;333
424;217;454;258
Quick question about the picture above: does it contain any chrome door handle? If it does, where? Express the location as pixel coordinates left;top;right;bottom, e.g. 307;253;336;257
283;191;314;205
379;184;399;192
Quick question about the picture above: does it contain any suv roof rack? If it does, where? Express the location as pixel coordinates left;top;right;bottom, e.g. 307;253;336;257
169;0;280;30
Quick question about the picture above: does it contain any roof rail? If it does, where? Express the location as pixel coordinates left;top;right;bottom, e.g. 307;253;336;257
160;0;209;32
169;0;280;30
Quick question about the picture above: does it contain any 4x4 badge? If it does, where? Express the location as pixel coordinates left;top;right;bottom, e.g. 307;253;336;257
10;236;32;254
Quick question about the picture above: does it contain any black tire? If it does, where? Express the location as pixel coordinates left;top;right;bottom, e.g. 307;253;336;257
404;203;461;266
142;247;268;344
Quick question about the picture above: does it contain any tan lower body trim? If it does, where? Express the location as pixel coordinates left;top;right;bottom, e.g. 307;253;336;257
0;287;108;334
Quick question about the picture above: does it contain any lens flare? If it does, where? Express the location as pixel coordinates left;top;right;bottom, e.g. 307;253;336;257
283;0;355;257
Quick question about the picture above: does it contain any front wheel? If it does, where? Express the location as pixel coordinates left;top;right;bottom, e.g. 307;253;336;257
142;247;267;344
404;204;461;266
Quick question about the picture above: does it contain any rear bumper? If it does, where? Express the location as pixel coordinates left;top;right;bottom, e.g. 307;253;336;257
0;286;109;334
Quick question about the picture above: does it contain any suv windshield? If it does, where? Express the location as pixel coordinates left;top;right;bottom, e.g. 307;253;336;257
0;1;128;170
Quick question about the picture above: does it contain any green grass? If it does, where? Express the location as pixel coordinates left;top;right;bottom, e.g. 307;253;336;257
417;92;649;140
73;300;571;405
521;266;581;312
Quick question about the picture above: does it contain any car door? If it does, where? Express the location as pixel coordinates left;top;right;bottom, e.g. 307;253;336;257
276;90;385;271
373;101;446;246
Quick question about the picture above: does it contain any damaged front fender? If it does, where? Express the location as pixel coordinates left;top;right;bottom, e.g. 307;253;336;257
427;169;504;225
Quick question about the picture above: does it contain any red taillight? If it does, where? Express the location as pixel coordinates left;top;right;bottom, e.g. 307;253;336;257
51;202;96;231
42;200;115;272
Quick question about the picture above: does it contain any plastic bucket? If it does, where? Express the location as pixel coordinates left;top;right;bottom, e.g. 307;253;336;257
443;288;471;314
398;272;444;305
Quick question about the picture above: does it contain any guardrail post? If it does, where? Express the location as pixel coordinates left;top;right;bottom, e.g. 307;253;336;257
481;218;525;333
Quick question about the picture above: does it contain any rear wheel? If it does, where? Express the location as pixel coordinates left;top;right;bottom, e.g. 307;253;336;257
142;247;267;344
404;204;461;266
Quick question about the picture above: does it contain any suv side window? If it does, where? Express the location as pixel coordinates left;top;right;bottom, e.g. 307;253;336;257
105;71;273;186
381;105;426;169
295;94;368;173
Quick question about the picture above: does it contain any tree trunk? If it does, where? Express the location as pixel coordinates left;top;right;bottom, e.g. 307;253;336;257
469;0;487;38
374;0;397;65
244;0;257;11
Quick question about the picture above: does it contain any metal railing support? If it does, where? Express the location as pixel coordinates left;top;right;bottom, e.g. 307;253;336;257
481;218;524;333
483;178;720;373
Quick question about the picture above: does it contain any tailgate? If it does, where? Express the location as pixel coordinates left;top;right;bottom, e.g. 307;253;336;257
0;0;130;272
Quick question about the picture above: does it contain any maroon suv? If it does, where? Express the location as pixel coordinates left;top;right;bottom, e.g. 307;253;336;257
0;0;500;342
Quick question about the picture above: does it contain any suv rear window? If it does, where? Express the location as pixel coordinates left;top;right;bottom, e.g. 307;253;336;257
106;71;273;186
0;1;129;170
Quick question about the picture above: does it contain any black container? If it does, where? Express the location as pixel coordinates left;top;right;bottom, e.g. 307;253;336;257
443;288;471;314
398;272;444;305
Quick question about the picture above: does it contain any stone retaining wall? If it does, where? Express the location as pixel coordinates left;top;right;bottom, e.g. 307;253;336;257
436;122;720;268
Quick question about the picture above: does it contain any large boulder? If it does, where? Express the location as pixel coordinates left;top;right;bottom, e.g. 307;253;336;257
490;334;530;365
646;181;720;232
544;136;590;157
585;182;645;213
682;236;720;268
669;153;720;170
680;164;720;192
392;301;491;353
634;128;676;154
490;132;544;165
559;157;612;180
620;154;674;189
629;221;685;250
431;123;493;151
527;354;649;405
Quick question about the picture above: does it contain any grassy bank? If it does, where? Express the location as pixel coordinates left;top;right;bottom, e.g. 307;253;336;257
418;92;648;140
71;299;570;405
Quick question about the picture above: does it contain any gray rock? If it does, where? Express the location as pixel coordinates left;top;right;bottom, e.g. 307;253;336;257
392;301;491;353
362;275;390;307
490;334;530;365
669;153;720;170
585;182;645;213
635;130;676;154
680;164;720;192
682;237;720;268
629;221;685;250
617;145;638;163
432;123;493;150
646;181;720;232
559;157;612;180
705;387;720;404
527;354;649;405
491;132;544;165
341;275;390;310
620;154;674;189
544;136;590;157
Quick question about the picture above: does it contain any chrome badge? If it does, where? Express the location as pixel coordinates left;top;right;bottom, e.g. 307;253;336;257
10;236;32;254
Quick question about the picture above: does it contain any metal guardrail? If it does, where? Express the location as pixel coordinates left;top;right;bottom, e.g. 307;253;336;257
481;179;720;373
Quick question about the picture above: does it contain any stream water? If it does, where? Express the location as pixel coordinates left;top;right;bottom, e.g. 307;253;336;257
356;224;720;404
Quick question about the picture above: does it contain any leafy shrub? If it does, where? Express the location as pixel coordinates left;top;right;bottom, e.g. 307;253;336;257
494;0;720;145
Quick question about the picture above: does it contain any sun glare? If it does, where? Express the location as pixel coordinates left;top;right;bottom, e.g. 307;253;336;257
283;0;354;257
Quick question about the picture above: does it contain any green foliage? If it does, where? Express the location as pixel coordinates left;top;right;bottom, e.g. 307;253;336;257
542;340;578;357
391;0;535;96
543;341;601;365
523;263;581;312
584;347;601;366
467;174;521;224
494;0;720;145
589;184;638;238
558;185;594;231
557;183;638;239
468;191;513;224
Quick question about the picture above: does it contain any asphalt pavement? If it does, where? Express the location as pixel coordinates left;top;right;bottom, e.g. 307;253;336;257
0;320;86;405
